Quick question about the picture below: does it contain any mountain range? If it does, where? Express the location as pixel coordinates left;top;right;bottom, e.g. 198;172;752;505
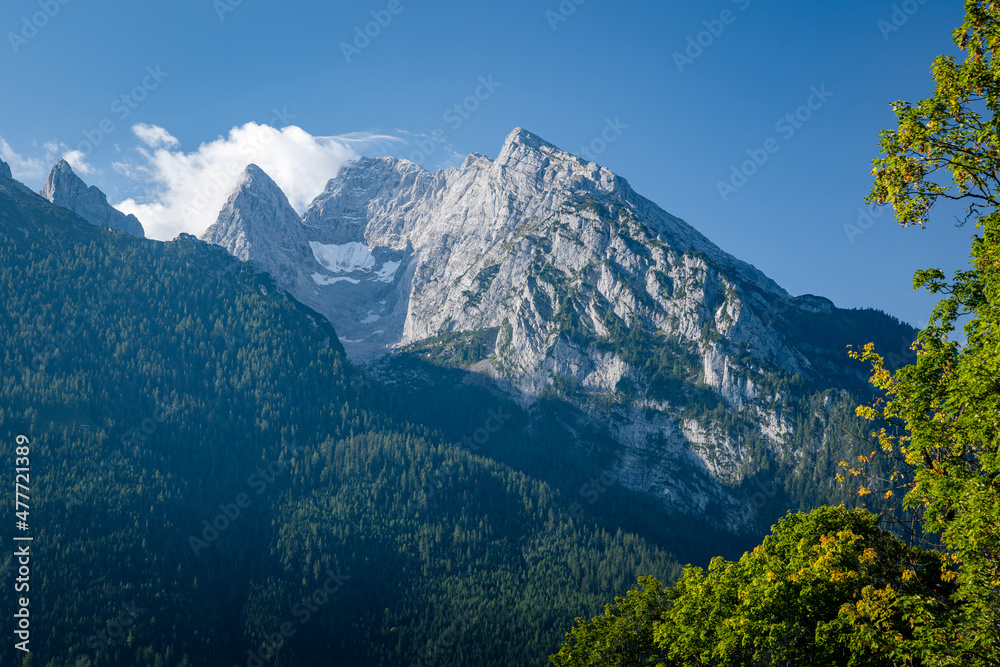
8;129;917;536
0;127;918;665
196;127;916;532
0;163;679;665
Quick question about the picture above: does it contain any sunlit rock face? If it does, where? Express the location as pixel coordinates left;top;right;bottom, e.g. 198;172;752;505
202;128;915;533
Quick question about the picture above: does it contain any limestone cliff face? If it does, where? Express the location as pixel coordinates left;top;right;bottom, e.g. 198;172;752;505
202;128;915;532
202;164;314;287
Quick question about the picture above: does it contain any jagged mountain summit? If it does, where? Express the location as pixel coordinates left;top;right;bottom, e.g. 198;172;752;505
40;159;145;237
202;164;311;286
1;157;14;186
204;162;410;351
208;127;867;382
202;128;915;531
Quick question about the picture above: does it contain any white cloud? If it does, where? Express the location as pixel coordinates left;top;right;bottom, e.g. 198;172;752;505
132;123;180;149
114;122;399;241
62;150;94;175
0;138;45;181
0;138;95;182
390;129;464;170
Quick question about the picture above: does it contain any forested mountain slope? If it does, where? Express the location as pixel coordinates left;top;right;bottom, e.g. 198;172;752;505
0;175;679;666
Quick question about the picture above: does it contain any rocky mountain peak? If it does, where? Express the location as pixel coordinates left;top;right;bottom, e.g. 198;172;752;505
223;164;296;218
196;127;918;533
239;163;279;193
302;156;435;249
50;156;73;174
501;127;556;154
40;159;145;237
237;129;795;365
0;157;11;182
492;126;580;184
202;163;314;287
460;152;492;170
209;164;305;244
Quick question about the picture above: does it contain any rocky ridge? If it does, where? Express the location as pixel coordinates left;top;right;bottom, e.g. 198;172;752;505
198;128;916;531
40;159;145;237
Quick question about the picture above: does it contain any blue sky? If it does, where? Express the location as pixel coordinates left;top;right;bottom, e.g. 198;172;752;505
0;0;972;329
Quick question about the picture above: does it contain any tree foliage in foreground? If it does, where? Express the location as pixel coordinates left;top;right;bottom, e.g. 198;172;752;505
848;0;1000;657
551;506;963;667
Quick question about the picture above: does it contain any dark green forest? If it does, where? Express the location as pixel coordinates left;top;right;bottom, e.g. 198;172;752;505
0;188;682;666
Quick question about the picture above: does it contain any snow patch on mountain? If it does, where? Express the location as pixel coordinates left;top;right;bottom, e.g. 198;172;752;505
375;261;401;282
310;241;377;273
309;241;402;284
312;273;361;286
